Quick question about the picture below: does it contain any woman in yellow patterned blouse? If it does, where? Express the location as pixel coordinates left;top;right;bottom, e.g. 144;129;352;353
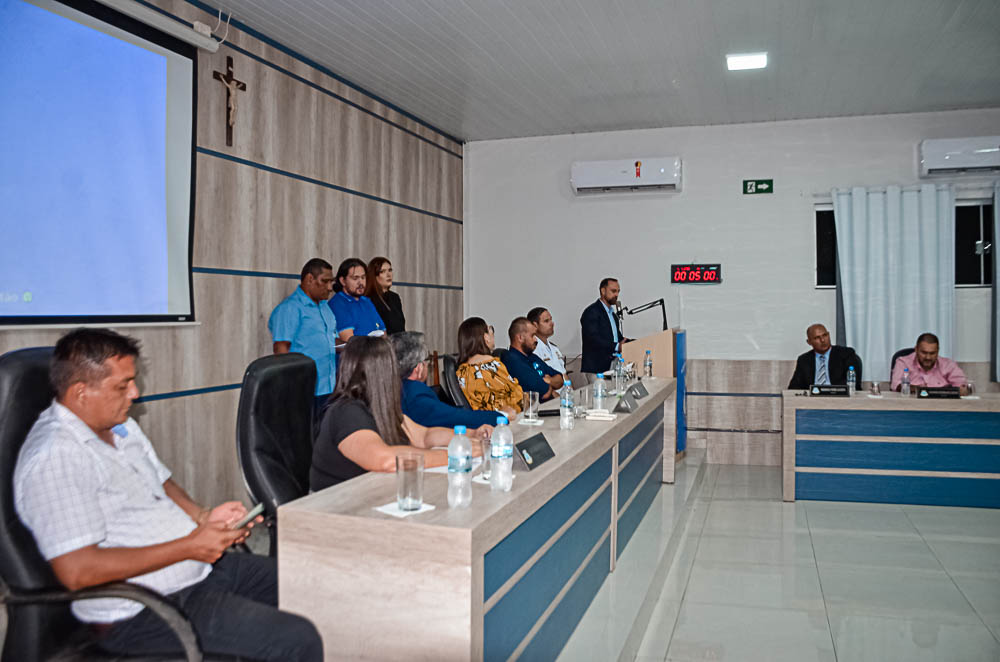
455;317;523;416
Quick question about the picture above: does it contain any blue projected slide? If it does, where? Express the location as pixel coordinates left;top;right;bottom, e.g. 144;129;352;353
0;0;175;318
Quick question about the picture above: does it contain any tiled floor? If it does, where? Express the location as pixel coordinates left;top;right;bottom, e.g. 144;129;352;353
632;465;1000;662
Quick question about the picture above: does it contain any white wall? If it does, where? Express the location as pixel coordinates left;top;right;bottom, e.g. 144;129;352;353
464;108;1000;362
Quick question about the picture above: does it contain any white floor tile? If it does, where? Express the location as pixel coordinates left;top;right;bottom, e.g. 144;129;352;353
695;533;816;566
826;606;1000;662
810;532;945;572
702;500;808;537
711;481;783;501
903;505;1000;542
952;575;1000;637
805;502;920;537
684;560;825;611
924;539;1000;577
666;603;835;662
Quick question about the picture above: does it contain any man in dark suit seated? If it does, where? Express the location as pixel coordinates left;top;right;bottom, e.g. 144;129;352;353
390;332;499;429
787;323;862;390
580;277;630;374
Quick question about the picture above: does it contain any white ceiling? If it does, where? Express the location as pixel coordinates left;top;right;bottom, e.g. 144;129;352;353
210;0;1000;142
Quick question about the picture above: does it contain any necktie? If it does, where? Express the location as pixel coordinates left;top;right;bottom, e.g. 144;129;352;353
817;356;828;385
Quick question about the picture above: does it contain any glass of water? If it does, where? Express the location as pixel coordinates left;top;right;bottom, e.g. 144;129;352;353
395;452;424;511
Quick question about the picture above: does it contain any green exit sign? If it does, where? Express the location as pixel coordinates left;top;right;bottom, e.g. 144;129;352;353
743;179;773;194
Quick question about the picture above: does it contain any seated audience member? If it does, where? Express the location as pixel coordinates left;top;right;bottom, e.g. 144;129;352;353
14;328;321;661
391;331;499;429
367;256;406;335
311;336;487;491
891;332;968;394
455;317;523;415
329;257;386;340
268;257;338;411
787;323;862;390
502;317;564;402
528;306;566;374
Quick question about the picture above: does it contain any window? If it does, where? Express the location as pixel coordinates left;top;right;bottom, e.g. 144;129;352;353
815;207;837;287
815;202;994;287
955;201;994;286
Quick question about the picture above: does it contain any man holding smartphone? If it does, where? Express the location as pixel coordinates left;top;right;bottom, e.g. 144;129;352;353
14;328;322;661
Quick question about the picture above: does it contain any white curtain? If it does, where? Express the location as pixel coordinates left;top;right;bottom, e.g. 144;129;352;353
833;184;955;382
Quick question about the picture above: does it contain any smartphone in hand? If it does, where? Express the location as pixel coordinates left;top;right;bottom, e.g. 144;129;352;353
231;502;265;530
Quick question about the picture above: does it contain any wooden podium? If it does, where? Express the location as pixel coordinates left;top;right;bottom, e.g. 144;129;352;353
621;329;675;378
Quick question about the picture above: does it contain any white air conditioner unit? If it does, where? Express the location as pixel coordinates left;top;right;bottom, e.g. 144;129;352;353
571;157;682;194
919;137;1000;177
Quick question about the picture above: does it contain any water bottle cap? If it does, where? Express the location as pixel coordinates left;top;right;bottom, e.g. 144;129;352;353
454;425;467;434
645;350;651;354
565;379;572;386
903;368;909;372
849;366;854;370
496;416;508;426
596;372;604;378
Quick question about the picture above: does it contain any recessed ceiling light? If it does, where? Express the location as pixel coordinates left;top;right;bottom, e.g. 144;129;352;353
727;52;767;71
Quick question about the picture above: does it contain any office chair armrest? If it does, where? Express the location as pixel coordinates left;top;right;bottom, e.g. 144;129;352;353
1;581;202;662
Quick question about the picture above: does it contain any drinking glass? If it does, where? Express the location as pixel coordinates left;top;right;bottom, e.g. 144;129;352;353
480;438;492;480
522;391;540;421
395;453;424;511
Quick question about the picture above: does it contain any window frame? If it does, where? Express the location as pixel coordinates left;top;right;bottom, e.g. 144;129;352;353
955;197;993;289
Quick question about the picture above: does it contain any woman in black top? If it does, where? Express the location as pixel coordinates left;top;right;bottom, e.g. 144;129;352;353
366;256;406;334
311;336;489;491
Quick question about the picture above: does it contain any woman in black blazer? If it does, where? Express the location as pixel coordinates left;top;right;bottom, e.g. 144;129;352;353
366;256;406;334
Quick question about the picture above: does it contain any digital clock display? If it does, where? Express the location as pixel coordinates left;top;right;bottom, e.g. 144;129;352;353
671;264;721;284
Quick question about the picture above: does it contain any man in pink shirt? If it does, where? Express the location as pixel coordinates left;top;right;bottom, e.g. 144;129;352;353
891;332;968;394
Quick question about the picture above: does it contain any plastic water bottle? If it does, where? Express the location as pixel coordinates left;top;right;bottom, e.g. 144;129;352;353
593;372;607;409
447;425;472;507
643;350;653;378
559;379;575;430
490;417;513;492
613;353;625;393
901;368;910;396
847;366;856;396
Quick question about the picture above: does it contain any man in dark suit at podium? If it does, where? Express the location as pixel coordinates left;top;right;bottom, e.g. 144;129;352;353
580;278;628;374
787;323;862;389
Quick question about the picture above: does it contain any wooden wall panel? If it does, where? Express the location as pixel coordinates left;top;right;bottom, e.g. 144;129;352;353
0;0;464;506
687;395;781;431
705;432;781;467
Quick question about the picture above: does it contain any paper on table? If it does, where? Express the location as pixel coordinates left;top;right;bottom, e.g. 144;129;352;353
472;473;514;485
516;418;544;426
373;501;436;518
425;456;483;474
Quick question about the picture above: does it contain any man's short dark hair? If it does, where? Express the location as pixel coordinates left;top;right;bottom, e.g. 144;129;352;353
526;307;547;324
301;258;332;281
916;332;939;347
390;331;426;378
51;328;140;396
333;257;367;293
600;277;619;290
508;317;533;343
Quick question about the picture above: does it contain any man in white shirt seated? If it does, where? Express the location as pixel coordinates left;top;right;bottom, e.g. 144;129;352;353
527;307;566;374
13;328;322;660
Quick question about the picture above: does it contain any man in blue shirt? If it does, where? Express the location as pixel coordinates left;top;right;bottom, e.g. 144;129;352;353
390;332;499;429
502;317;564;402
329;257;386;340
268;258;339;411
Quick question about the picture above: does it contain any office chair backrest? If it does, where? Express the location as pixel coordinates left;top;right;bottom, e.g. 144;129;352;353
891;347;915;376
236;353;316;519
441;355;472;410
0;347;79;660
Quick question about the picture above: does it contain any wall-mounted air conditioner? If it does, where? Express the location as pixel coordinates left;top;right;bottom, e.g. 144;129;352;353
919;137;1000;177
571;157;682;194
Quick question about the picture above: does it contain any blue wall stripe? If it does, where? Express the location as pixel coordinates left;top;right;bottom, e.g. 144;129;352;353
516;536;611;662
197;148;463;225
136;0;464;147
795;472;1000;508
191;266;463;290
617;466;662;558
135;382;241;403
483;449;611;600
618;405;663;466
618;429;664;510
686;392;782;398
797;440;1000;474
483;486;611;662
796;410;1000;440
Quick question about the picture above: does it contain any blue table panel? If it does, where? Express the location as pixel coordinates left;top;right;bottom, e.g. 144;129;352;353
618;405;663;467
795;410;1000;439
796;472;1000;508
617;463;662;559
618;425;664;508
797;440;1000;473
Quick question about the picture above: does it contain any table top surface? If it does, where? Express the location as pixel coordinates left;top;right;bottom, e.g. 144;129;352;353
782;390;1000;412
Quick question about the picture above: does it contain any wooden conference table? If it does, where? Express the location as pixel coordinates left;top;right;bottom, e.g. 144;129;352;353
782;390;1000;508
278;377;676;661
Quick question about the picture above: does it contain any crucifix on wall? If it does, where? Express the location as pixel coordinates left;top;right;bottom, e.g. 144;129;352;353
213;56;246;146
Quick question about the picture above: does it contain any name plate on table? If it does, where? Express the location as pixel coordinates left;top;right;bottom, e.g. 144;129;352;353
628;382;649;399
514;433;555;471
613;392;640;413
810;384;848;397
917;386;961;399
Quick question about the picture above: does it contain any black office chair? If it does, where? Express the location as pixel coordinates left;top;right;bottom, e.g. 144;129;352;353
0;347;210;662
235;353;316;557
891;347;915;376
441;355;472;409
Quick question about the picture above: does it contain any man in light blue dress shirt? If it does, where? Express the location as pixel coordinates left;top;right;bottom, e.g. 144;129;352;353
268;258;339;410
